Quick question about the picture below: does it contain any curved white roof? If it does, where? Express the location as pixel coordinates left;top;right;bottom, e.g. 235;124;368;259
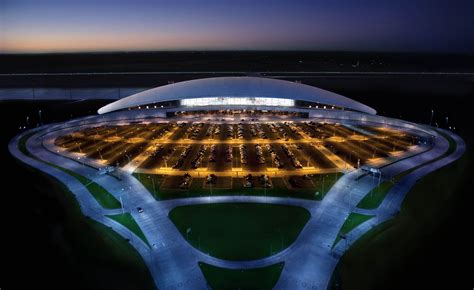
98;77;376;115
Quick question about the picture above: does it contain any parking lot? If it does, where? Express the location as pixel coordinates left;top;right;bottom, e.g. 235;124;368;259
54;120;420;191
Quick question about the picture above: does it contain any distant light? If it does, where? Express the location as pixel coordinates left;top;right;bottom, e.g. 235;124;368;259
323;106;327;109
146;106;149;109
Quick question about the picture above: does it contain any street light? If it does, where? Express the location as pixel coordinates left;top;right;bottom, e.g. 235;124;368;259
429;109;434;126
321;175;325;194
186;227;191;240
152;177;156;196
38;110;43;126
119;195;125;214
278;228;283;250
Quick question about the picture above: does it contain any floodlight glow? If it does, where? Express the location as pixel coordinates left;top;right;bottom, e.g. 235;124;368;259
181;97;294;107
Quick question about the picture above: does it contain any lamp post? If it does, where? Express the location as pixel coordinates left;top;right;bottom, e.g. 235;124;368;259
210;178;213;196
119;194;125;214
38;110;43;126
278;228;283;250
322;175;325;195
186;227;191;240
152;177;156;197
429;109;434;126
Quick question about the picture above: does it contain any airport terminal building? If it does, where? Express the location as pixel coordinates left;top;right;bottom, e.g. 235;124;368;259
98;77;377;116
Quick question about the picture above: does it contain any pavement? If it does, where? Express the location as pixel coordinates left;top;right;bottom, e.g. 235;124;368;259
9;113;465;290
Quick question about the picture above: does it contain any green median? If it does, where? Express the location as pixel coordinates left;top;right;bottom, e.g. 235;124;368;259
199;262;284;290
18;130;121;209
106;213;151;248
357;130;457;209
169;203;310;260
333;213;374;247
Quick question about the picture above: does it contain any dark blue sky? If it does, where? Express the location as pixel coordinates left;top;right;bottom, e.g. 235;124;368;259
2;0;474;53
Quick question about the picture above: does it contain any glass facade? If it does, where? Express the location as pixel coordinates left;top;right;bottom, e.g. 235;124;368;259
180;97;295;107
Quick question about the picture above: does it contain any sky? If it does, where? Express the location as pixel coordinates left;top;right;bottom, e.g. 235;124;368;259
1;0;474;53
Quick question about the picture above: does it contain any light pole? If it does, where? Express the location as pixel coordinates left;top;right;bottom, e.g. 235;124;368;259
38;110;43;126
120;194;125;214
322;175;325;195
429;109;434;126
151;177;156;197
278;228;283;250
210;179;213;196
78;156;85;168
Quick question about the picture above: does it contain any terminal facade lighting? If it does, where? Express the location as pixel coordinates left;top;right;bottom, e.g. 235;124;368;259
180;97;295;107
97;77;376;115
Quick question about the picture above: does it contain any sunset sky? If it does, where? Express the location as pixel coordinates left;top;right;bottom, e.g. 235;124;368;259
2;0;473;53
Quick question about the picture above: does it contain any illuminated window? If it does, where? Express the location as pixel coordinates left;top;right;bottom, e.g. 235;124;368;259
180;97;294;107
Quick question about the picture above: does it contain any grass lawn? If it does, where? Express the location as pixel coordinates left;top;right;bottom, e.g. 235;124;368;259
18;130;38;157
333;213;374;247
133;173;164;199
18;131;121;209
357;130;457;209
356;180;393;209
106;213;151;248
62;167;121;209
169;203;310;260
134;172;342;201
18;164;156;290
199;262;284;290
329;141;470;290
436;129;456;156
15;131;155;289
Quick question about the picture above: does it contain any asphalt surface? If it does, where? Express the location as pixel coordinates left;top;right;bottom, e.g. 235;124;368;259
9;112;464;290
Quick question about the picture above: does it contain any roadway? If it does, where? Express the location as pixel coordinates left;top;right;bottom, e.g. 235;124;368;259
9;113;464;290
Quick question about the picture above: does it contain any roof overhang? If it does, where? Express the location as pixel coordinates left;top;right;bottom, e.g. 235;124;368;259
98;77;376;115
